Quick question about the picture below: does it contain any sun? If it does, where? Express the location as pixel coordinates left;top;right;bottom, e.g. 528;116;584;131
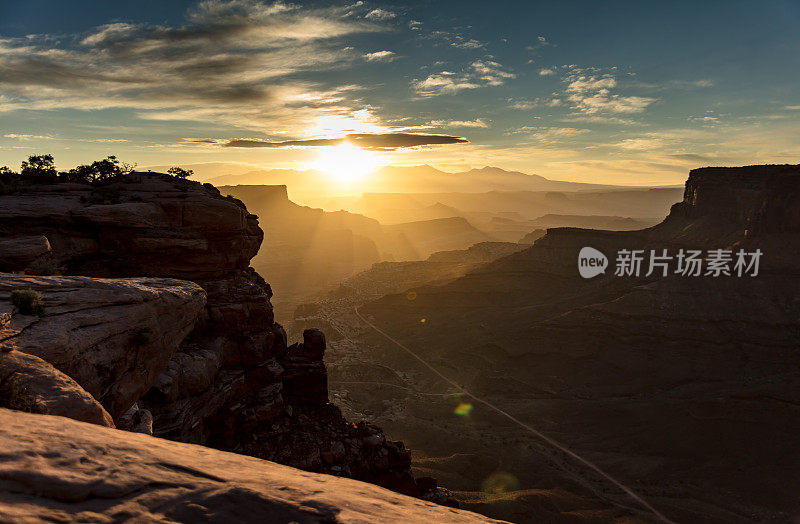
312;143;378;184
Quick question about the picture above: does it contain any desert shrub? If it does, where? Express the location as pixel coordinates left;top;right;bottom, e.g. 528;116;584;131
129;327;151;346
0;166;22;195
0;378;46;414
25;256;62;276
167;167;193;179
10;289;44;316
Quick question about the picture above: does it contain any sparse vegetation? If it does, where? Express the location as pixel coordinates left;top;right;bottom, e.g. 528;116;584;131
0;379;45;414
167;167;193;179
0;154;191;194
10;289;44;316
20;154;57;181
68;155;134;183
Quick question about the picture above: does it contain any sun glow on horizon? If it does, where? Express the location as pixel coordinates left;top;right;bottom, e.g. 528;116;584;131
312;143;378;185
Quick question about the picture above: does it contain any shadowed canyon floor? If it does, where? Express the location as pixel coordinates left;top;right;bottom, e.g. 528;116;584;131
289;165;800;523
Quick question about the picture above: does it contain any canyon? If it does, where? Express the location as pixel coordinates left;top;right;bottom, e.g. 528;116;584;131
1;165;798;523
293;165;800;522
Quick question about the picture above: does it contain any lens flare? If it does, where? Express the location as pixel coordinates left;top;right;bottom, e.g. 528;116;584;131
454;402;473;417
481;472;520;496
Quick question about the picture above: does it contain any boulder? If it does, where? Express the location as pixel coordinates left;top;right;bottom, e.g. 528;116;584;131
0;350;113;427
0;235;51;271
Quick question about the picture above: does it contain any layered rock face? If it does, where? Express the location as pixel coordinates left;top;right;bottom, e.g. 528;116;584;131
0;174;441;500
0;408;499;524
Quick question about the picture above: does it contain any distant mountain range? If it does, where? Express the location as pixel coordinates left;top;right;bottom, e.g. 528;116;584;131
145;163;680;201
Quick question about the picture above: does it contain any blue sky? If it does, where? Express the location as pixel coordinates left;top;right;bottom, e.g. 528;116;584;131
1;0;799;184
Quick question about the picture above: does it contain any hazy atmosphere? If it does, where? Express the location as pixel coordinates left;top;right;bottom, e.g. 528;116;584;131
1;2;799;524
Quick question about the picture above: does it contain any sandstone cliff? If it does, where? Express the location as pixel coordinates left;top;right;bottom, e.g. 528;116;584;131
0;173;446;501
0;408;499;524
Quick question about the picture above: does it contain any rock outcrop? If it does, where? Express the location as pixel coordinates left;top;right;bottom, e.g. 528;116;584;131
0;350;114;427
0;408;499;524
0;173;444;501
0;273;206;419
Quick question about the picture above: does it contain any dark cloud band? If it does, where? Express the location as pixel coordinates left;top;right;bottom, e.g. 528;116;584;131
221;133;468;150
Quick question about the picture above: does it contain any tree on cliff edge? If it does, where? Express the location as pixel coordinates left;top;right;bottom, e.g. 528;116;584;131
20;154;57;181
167;167;193;179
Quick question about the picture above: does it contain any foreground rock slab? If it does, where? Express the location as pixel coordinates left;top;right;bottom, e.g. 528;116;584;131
0;409;500;524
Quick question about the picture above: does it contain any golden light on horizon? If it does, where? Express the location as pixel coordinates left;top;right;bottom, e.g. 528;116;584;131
312;143;378;184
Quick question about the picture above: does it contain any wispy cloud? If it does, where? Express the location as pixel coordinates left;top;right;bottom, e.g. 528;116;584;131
423;29;485;50
364;8;396;21
0;0;391;137
363;50;397;62
3;134;52;140
413;60;515;96
507;126;590;144
440;118;489;128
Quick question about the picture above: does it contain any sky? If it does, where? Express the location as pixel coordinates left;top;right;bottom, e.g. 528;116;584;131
0;0;799;185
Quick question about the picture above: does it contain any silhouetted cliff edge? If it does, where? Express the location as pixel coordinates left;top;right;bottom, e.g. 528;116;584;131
0;173;452;504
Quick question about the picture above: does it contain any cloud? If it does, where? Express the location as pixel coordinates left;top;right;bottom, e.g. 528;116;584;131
471;60;516;85
451;38;484;49
561;73;656;115
508;126;590;143
538;68;555;76
0;0;390;136
412;73;480;95
566;75;617;93
688;115;719;123
222;132;468;150
666;153;717;163
363;50;396;62
423;30;485;50
570;93;656;114
613;137;667;150
784;105;800;110
364;8;395;21
413;60;515;96
3;134;51;140
506;97;560;110
559;114;639;125
445;118;489;128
